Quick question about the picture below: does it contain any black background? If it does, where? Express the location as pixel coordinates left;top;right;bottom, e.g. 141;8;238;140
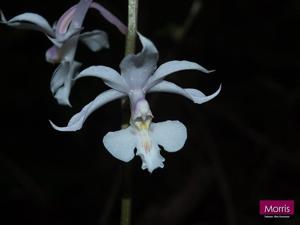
0;0;299;225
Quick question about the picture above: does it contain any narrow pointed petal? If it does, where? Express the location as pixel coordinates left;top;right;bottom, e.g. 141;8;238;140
185;85;221;104
148;80;192;100
70;0;93;29
79;29;109;52
0;9;6;22
50;89;125;131
76;66;128;92
0;11;54;36
90;2;127;34
151;120;187;152
136;142;165;173
103;127;136;162
145;60;214;90
54;62;80;106
55;5;76;35
50;62;70;94
149;81;221;104
54;85;72;107
50;61;81;106
54;0;92;44
120;33;159;89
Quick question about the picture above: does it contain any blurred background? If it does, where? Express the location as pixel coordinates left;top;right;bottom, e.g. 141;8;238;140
0;0;299;225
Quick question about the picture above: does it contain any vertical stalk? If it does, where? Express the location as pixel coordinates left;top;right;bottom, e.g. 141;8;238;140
120;166;132;225
120;199;131;225
125;0;139;55
120;1;139;225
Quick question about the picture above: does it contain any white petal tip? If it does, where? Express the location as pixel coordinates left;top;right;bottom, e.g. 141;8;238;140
196;66;215;74
75;66;98;80
56;98;72;107
0;10;7;22
188;84;222;104
74;73;85;80
49;120;63;131
61;102;72;107
49;120;76;132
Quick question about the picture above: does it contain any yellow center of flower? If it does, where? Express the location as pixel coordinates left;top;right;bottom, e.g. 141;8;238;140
133;118;151;130
132;117;152;153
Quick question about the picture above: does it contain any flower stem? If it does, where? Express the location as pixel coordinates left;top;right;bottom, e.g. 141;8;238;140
120;1;139;225
125;0;139;55
120;198;131;225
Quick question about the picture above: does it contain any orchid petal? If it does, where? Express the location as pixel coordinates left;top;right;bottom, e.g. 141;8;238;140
149;81;221;104
151;120;187;152
0;11;54;36
80;29;109;52
145;60;214;90
50;89;125;131
55;5;76;36
0;9;6;21
50;62;69;94
54;84;72;107
76;66;128;92
90;2;127;34
50;61;81;106
148;80;192;100
120;33;158;89
185;85;222;104
103;127;136;162
70;0;93;29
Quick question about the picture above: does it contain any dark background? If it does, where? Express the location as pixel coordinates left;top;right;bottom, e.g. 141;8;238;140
0;0;299;225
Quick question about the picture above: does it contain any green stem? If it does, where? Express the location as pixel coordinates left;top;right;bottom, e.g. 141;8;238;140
120;1;139;225
125;0;139;55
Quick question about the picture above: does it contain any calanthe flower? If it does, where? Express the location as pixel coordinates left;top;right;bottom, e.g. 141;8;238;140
50;33;221;172
1;0;126;106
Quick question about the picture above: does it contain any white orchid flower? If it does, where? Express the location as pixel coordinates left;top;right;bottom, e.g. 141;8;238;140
50;33;221;172
1;0;127;106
